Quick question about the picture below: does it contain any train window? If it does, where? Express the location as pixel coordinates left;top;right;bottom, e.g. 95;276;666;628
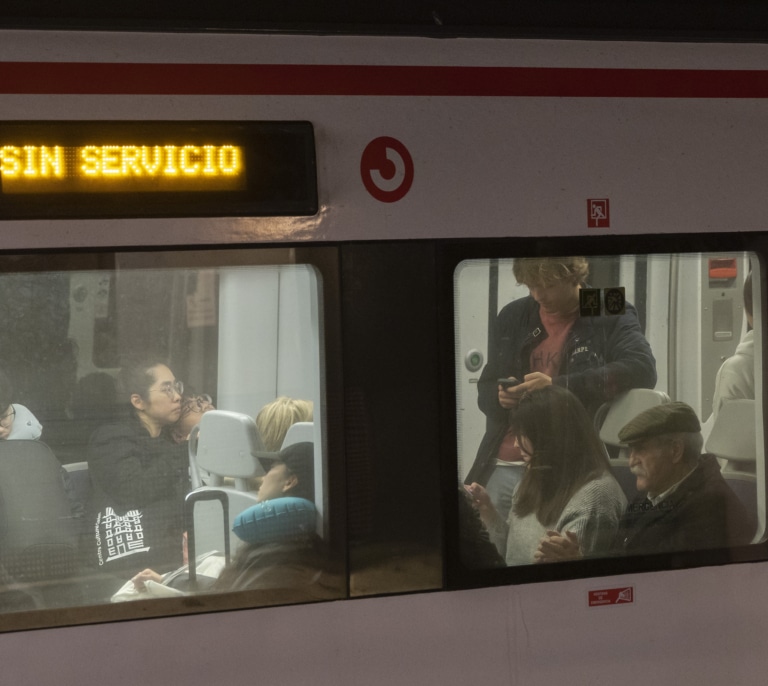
455;251;764;574
0;247;345;630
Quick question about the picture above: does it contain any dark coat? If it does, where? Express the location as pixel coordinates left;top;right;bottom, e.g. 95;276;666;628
458;488;506;569
86;415;189;576
213;539;337;602
466;294;657;485
617;454;754;555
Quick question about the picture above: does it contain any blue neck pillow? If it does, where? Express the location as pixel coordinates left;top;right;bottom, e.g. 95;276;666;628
232;497;316;544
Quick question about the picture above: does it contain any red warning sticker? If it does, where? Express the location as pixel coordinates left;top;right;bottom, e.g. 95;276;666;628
588;586;634;607
587;198;610;228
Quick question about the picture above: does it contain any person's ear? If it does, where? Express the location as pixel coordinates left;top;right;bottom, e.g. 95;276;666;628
282;472;298;493
669;438;685;463
130;393;146;411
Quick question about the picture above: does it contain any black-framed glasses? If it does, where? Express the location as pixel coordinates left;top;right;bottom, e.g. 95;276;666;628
150;380;184;399
0;406;15;429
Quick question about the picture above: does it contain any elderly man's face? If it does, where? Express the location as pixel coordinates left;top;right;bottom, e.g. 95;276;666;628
628;436;680;495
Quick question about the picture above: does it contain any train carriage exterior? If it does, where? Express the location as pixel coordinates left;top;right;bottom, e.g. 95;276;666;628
0;26;767;685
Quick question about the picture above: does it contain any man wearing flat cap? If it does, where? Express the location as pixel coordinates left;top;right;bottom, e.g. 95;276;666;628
615;402;752;555
535;402;753;561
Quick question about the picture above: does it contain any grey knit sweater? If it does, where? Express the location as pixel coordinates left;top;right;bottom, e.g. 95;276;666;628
488;470;627;566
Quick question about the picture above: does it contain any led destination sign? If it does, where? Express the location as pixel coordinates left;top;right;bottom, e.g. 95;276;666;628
0;121;317;219
1;144;244;193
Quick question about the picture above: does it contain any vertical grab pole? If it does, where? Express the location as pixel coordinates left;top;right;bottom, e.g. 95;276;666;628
184;489;231;592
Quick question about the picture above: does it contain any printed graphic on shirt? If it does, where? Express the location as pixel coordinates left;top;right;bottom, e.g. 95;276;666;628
95;507;151;566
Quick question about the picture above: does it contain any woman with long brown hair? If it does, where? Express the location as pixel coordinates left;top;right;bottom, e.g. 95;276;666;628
467;385;626;566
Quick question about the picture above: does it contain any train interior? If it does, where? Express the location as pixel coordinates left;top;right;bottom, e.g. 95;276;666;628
0;244;761;620
0;252;340;614
454;251;764;564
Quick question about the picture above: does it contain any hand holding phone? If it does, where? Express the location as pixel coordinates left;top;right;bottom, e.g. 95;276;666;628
497;377;520;389
498;377;521;409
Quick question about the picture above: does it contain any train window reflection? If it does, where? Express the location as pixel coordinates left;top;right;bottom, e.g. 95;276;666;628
0;256;340;617
456;253;763;569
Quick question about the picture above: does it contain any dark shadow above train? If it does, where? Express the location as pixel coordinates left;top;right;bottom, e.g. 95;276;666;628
2;0;768;41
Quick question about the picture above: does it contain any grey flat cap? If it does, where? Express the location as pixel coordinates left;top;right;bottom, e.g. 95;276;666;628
618;402;701;444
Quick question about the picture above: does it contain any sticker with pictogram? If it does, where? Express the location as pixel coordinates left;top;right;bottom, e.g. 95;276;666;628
579;288;601;317
587;198;610;228
604;287;626;316
360;137;414;203
588;586;634;607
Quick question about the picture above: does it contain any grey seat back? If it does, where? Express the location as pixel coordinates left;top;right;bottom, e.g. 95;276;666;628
187;411;270;553
0;441;80;582
705;399;758;534
705;399;757;470
189;410;269;491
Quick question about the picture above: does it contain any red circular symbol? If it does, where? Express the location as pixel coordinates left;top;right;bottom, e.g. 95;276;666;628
360;137;414;203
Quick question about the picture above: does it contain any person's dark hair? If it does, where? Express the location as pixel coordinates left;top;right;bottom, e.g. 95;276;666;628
510;386;611;526
0;367;13;412
117;357;172;424
118;357;167;403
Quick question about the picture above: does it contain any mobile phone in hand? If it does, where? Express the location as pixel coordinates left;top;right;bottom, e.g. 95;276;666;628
497;378;520;389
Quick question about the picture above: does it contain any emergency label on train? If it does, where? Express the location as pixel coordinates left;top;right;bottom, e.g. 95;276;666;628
588;587;634;607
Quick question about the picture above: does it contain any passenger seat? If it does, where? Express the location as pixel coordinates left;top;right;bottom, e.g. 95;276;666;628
705;399;759;537
0;441;84;607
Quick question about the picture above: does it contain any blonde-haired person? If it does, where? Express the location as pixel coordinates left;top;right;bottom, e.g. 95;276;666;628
512;255;590;291
466;256;657;520
256;396;313;452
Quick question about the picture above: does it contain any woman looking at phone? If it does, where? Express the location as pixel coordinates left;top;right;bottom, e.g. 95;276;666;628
466;385;626;566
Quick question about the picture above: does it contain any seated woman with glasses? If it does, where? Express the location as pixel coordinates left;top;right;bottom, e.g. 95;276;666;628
0;367;42;441
466;385;627;566
86;357;190;580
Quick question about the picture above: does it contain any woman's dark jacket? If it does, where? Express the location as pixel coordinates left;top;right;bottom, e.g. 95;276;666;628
86;415;189;576
466;294;657;486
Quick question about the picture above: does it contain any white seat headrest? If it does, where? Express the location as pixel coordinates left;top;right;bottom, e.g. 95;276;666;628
599;389;671;446
191;410;267;478
280;421;314;450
